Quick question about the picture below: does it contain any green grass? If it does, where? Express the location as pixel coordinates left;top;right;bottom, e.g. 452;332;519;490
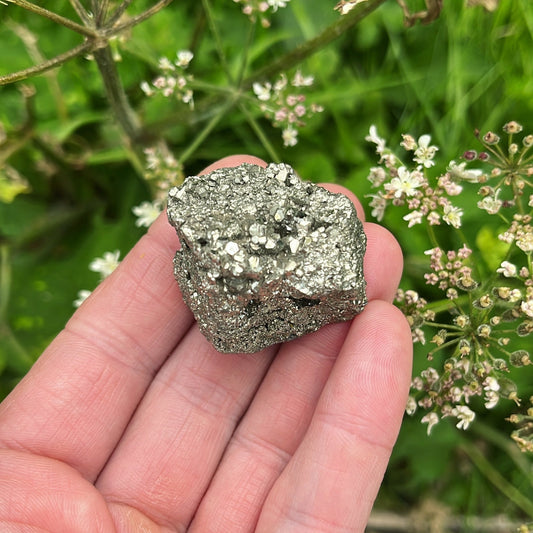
1;0;532;527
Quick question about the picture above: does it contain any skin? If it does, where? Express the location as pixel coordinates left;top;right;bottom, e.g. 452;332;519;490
0;155;412;533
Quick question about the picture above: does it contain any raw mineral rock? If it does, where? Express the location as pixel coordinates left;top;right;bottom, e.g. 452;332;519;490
167;163;367;353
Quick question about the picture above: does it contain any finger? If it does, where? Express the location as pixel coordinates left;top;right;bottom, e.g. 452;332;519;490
256;301;412;532
187;223;402;532
96;326;277;530
188;322;348;533
364;222;403;303
0;155;265;482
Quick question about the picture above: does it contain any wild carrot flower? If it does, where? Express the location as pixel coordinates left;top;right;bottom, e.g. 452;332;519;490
89;250;121;280
132;200;162;227
233;0;291;26
371;121;533;446
252;70;322;147
141;50;194;108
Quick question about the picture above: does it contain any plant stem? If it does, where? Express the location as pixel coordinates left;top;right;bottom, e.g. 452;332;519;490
92;45;142;144
239;103;281;162
0;40;93;85
103;0;175;36
0;245;10;319
460;441;533;517
68;0;93;26
4;0;98;38
107;0;134;27
178;98;237;165
7;20;69;121
92;0;109;26
201;0;234;84
243;0;388;86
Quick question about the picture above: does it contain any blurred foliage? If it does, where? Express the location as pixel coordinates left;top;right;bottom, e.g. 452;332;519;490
1;0;532;527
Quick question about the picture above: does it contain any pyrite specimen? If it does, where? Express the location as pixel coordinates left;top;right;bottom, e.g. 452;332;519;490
167;163;367;353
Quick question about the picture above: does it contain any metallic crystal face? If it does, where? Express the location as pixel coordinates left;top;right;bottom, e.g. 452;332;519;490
167;163;367;353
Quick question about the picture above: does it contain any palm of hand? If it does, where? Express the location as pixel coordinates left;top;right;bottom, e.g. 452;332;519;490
0;157;411;533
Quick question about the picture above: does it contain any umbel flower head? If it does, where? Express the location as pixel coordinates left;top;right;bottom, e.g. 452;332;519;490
252;70;322;147
368;122;532;447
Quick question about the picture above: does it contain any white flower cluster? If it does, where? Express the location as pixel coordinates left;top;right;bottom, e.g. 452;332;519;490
143;145;183;199
365;126;466;229
252;70;322;147
74;250;121;307
233;0;291;26
141;50;194;108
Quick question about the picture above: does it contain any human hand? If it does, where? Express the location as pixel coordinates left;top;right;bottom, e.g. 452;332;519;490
0;155;412;532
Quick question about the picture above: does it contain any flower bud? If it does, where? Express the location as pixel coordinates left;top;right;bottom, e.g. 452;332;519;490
459;339;471;356
477;324;491;337
498;377;518;398
457;276;478;291
462;150;477;160
454;314;470;328
490;316;501;326
493;358;508;371
483;132;500;144
517;320;533;337
523;134;533;147
476;294;493;309
503;121;523;134
510;350;531;367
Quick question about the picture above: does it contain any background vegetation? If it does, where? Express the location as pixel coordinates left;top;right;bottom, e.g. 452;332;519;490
1;0;532;530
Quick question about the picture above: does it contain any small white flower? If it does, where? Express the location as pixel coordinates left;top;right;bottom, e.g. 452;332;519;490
412;327;426;344
509;289;522;302
477;189;502;214
385;166;424;198
447;160;482;183
158;57;175;71
367;166;387;187
282;126;298;147
413;134;438;168
421;412;439;435
267;0;290;11
367;193;387;221
253;82;272;101
334;0;367;14
291;70;314;87
403;210;423;227
73;289;91;308
484;390;499;409
89;250;121;279
132;200;162;228
365;125;386;154
176;50;194;68
442;204;463;228
406;396;417;415
483;377;500;392
496;260;517;278
452;405;475;430
529;194;533;207
516;232;533;253
450;387;462;403
421;367;439;385
521;299;533;318
140;81;154;96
